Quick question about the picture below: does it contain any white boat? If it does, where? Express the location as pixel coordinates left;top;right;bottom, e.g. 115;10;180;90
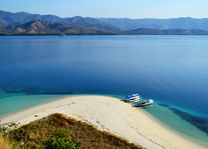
133;99;154;107
122;94;141;103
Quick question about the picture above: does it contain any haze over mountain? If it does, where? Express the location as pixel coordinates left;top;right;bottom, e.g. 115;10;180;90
99;18;208;31
124;28;208;35
1;10;208;35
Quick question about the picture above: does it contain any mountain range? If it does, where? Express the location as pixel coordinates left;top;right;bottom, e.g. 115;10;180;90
1;10;208;35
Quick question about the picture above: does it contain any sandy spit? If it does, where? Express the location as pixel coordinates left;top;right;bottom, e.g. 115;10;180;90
0;95;205;149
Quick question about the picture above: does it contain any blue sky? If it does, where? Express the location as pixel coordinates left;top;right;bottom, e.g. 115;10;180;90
0;0;207;18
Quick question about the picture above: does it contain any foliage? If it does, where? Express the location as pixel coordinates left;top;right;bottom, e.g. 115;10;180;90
1;114;143;149
0;122;19;135
43;130;80;149
0;135;12;149
0;121;20;149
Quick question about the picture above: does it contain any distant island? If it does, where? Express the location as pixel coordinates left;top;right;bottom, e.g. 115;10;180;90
1;10;208;35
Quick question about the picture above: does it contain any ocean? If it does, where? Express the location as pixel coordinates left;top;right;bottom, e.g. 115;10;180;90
0;35;207;145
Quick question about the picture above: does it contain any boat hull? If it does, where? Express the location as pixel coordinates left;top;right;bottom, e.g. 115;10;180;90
133;99;153;107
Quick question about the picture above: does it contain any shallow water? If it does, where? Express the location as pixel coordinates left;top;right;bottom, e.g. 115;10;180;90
143;102;208;146
0;35;208;144
0;93;64;117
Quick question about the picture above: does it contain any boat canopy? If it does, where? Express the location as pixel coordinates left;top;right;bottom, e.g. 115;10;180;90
126;94;139;99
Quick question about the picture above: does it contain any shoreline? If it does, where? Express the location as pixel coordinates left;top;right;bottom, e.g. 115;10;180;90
0;95;206;149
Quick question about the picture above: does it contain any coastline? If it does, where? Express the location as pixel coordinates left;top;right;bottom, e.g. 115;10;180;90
0;95;206;149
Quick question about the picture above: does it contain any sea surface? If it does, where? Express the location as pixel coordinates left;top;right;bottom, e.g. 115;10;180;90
0;35;208;145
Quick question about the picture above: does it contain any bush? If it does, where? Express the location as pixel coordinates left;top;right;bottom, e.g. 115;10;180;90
10;128;28;142
0;122;19;135
43;130;80;149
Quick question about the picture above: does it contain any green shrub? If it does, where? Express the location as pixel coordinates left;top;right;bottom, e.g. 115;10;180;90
43;130;80;149
43;137;80;149
10;127;28;142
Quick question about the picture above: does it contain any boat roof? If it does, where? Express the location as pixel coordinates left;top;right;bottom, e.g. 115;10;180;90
126;94;140;98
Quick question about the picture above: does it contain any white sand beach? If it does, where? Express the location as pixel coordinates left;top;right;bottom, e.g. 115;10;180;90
0;95;205;149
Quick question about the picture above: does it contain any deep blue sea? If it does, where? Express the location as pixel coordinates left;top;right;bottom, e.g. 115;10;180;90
0;35;208;145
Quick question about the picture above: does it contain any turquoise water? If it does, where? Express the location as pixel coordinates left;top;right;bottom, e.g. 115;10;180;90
0;35;208;145
0;93;64;117
143;102;208;146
